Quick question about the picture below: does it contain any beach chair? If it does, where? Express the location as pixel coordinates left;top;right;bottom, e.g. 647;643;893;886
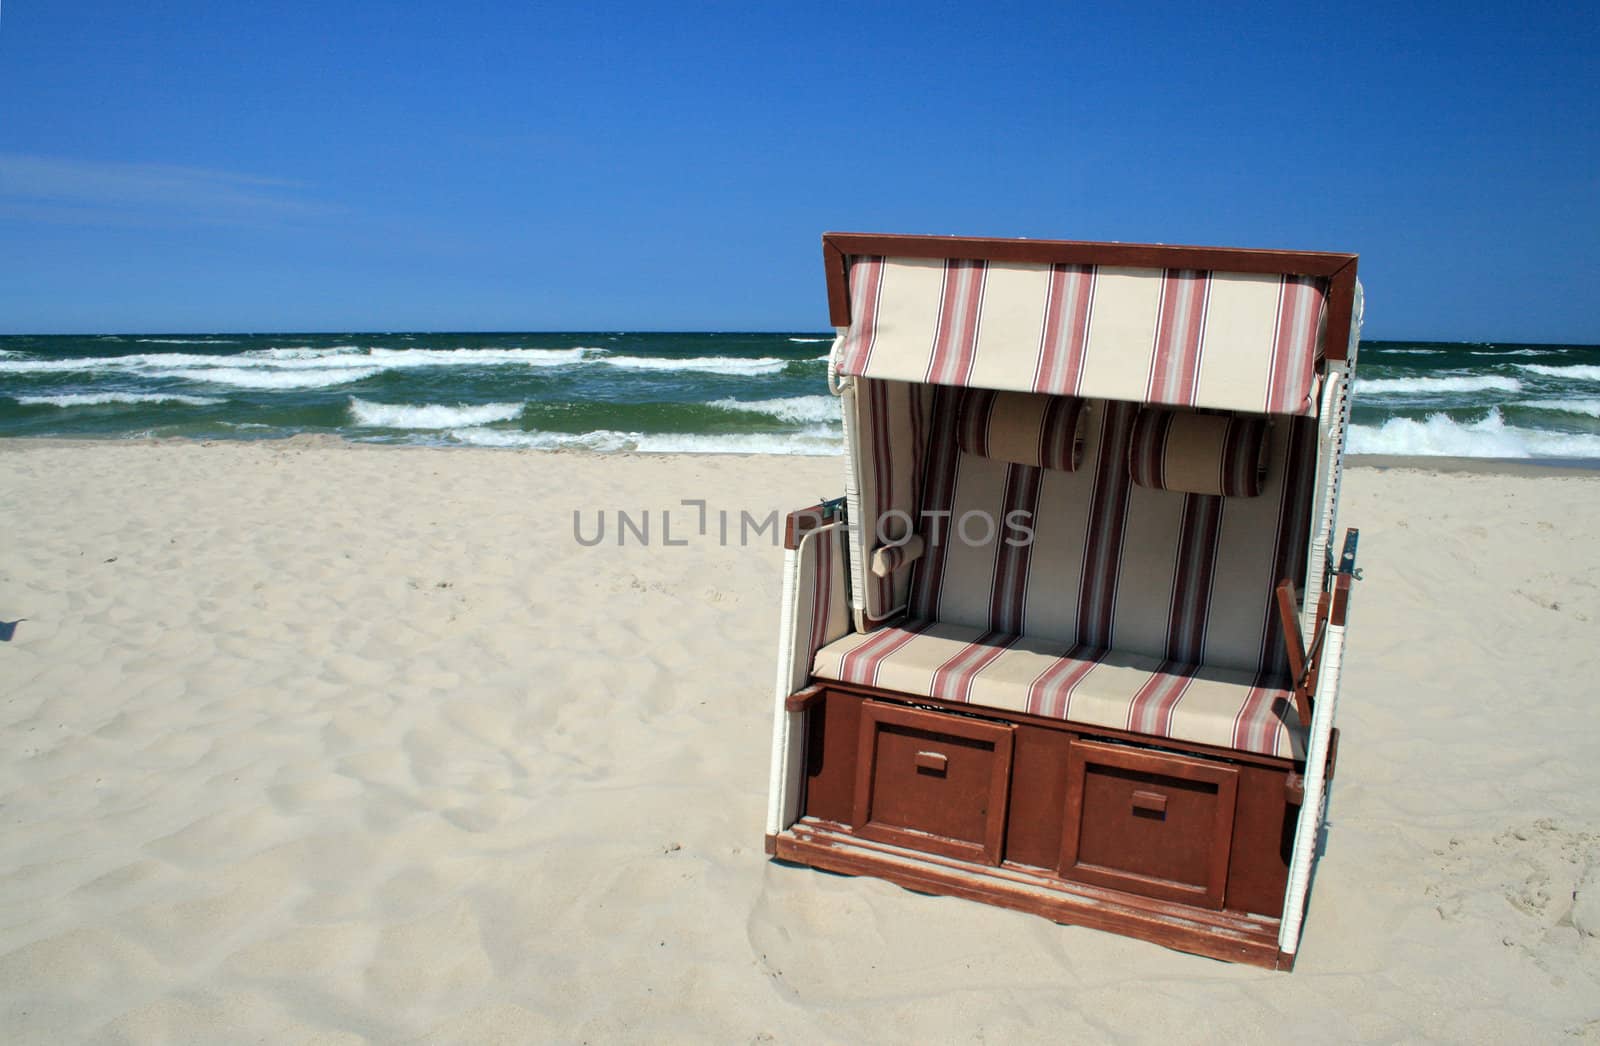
766;234;1363;969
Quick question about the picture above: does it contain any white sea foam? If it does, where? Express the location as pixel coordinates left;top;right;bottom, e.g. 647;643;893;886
1379;348;1445;355
349;398;523;429
14;392;224;407
1518;398;1600;418
598;355;790;376
133;338;239;345
788;337;831;343
0;346;594;376
1515;364;1600;381
633;426;843;454
1470;348;1548;356
1356;375;1522;395
1348;407;1600;459
445;427;638;452
445;424;843;455
707;395;840;424
156;367;382;389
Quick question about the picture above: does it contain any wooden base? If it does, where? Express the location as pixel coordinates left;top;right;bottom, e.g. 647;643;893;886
777;685;1306;969
776;818;1291;970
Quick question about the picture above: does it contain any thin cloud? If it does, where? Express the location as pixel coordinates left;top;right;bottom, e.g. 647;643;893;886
0;153;336;226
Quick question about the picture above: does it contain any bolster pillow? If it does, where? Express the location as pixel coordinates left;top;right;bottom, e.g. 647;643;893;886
1128;408;1269;497
957;389;1087;472
870;534;925;577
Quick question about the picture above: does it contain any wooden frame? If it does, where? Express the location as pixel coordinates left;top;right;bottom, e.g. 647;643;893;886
821;232;1360;361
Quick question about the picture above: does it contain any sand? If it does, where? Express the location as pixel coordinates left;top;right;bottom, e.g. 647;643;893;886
2;439;1598;1043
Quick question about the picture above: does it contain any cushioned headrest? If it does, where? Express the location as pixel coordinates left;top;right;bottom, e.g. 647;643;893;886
1129;408;1268;497
957;389;1086;472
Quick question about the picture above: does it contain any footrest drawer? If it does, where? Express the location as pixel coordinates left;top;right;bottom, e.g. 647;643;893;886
851;701;1015;865
1059;740;1239;909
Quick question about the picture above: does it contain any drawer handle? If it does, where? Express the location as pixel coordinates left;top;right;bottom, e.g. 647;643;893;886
1131;790;1167;817
914;750;948;775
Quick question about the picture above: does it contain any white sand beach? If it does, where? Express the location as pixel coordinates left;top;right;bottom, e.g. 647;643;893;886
2;440;1598;1043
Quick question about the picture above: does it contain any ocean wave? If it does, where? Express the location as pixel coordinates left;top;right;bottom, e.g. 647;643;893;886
14;392;225;407
1376;348;1446;355
1515;363;1600;381
1470;348;1550;357
1356;375;1522;395
349;397;524;429
133;338;239;345
1348;407;1600;459
155;367;382;389
597;355;790;376
707;395;840;424
0;345;595;376
445;424;843;455
1517;398;1600;419
788;337;831;343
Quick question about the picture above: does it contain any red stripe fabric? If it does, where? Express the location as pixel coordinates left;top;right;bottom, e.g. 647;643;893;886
1125;663;1197;738
834;618;934;687
1146;269;1210;405
925;260;988;386
867;378;896;614
1165;493;1225;664
908;386;965;620
1126;408;1171;490
987;463;1044;634
837;257;884;374
1025;644;1107;719
957;388;998;458
806;530;833;658
929;631;1021;704
1266;275;1323;413
1076;400;1139;649
1032;264;1096;395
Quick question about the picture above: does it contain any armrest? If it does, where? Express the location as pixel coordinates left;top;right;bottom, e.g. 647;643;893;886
783;497;846;550
870;534;925;577
1276;528;1362;728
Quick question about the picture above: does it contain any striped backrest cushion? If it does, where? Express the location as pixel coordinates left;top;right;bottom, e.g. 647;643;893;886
906;390;1315;677
1128;409;1269;498
957;389;1086;472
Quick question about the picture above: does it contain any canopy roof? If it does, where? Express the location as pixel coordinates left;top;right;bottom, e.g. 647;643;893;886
826;234;1359;417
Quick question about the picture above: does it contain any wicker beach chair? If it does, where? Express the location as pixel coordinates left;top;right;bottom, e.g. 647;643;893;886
766;234;1363;968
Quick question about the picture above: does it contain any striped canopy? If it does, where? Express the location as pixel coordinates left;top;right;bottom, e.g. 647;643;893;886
837;256;1328;416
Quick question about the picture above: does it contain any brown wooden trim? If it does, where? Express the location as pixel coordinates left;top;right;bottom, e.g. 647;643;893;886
776;820;1285;969
821;232;1358;328
784;685;825;714
1329;571;1353;627
822;238;850;330
1275;579;1314;728
1284;773;1305;806
1326;727;1341;783
1320;258;1360;363
764;833;778;856
813;678;1301;772
784;503;833;550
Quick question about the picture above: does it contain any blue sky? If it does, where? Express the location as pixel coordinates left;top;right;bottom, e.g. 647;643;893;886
0;2;1595;340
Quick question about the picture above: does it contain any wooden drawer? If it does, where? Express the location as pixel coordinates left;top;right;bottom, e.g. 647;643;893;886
851;702;1015;865
1059;740;1239;909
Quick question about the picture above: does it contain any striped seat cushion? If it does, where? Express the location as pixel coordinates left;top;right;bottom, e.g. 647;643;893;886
812;619;1304;759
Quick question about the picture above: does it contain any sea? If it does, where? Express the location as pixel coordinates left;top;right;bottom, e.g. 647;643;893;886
1;333;1598;461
